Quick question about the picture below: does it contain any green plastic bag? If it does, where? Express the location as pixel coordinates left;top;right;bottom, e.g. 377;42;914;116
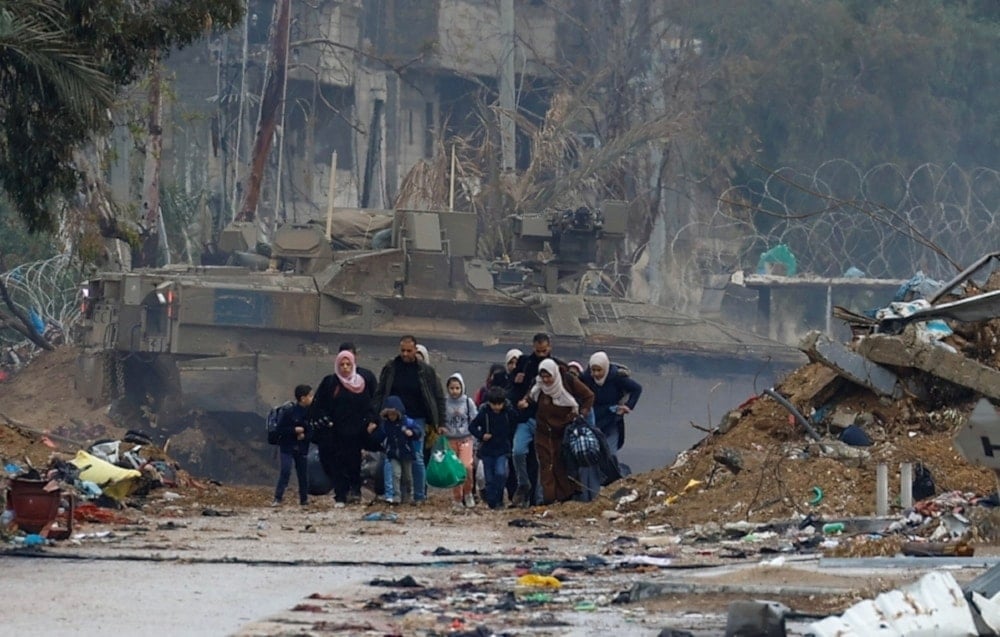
426;437;467;488
756;244;797;277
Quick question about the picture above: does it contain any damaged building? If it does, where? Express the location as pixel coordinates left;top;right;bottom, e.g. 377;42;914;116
110;0;583;234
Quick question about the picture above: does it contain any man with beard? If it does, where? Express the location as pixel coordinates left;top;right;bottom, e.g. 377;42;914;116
374;335;446;505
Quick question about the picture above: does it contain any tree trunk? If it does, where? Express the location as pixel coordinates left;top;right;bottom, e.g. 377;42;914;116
0;276;52;351
236;0;290;222
138;60;163;267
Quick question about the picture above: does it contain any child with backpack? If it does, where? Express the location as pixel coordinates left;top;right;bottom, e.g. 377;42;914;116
371;395;423;505
271;384;313;507
469;386;518;509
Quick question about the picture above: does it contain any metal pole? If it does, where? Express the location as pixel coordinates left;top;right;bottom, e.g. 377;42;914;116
900;463;913;509
325;151;338;240
876;463;889;516
231;0;250;222
449;145;456;211
273;0;293;223
499;0;515;175
826;284;833;337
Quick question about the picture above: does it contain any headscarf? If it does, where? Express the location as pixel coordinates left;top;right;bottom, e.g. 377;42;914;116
335;350;366;394
567;361;583;375
530;359;578;408
505;348;523;365
415;344;430;364
589;351;611;386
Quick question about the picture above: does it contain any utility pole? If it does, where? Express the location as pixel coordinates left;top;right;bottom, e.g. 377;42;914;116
236;0;291;223
499;0;516;176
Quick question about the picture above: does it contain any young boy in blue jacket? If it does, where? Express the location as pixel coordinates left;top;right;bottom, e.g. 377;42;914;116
371;395;423;505
469;386;518;509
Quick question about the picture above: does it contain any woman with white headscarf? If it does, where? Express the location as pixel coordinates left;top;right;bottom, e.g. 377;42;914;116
518;358;593;503
574;351;642;501
581;351;642;453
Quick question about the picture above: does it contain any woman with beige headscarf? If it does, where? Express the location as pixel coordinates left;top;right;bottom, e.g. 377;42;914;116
517;358;593;503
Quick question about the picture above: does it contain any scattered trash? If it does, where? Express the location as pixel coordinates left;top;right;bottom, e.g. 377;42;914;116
725;600;789;637
516;574;562;588
617;489;639;506
508;518;547;528
369;575;422;587
362;512;398;522
12;533;47;547
201;508;235;517
808;487;824;505
838;424;872;446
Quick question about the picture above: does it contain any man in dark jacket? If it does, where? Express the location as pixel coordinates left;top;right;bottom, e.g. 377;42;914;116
373;335;446;504
271;384;313;507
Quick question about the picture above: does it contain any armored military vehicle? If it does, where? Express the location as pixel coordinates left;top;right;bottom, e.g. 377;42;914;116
74;204;800;475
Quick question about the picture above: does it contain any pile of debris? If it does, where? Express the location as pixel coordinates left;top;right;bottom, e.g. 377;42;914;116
0;426;208;542
590;260;1000;553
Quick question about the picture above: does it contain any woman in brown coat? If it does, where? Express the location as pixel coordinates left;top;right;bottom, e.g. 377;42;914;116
518;358;594;504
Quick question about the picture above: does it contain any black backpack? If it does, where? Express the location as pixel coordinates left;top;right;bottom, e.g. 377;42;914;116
266;401;295;445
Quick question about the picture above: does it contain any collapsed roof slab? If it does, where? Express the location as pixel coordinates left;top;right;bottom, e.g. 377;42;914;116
856;330;1000;402
800;330;902;399
800;330;929;402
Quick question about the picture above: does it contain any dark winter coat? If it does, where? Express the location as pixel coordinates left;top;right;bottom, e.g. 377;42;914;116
276;403;311;455
371;396;424;461
374;358;446;426
308;372;379;450
469;403;518;458
580;364;642;443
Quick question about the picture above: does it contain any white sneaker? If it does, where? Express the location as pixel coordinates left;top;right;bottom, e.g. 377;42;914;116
463;493;475;508
333;501;346;509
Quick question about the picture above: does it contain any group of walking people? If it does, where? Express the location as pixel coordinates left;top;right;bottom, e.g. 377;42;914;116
270;333;642;510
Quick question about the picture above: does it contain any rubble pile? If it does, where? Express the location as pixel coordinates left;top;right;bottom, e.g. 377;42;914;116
590;272;1000;552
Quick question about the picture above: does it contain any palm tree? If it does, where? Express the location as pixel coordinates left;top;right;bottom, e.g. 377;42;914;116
0;0;115;232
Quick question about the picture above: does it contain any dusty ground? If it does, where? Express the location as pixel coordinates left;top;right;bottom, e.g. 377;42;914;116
3;345;1000;634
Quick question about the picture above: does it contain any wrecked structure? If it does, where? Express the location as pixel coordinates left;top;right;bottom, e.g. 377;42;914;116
120;0;577;227
599;253;1000;535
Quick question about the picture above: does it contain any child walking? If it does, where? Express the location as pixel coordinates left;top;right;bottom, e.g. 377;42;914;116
371;395;423;505
469;386;518;509
271;384;313;507
442;373;478;509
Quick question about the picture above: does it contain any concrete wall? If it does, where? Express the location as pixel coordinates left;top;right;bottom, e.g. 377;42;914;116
432;0;556;77
290;0;361;88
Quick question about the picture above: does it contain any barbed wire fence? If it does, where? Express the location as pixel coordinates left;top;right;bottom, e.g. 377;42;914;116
707;161;1000;281
0;254;82;352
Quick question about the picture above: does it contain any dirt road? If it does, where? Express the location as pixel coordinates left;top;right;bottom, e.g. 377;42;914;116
5;492;992;636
